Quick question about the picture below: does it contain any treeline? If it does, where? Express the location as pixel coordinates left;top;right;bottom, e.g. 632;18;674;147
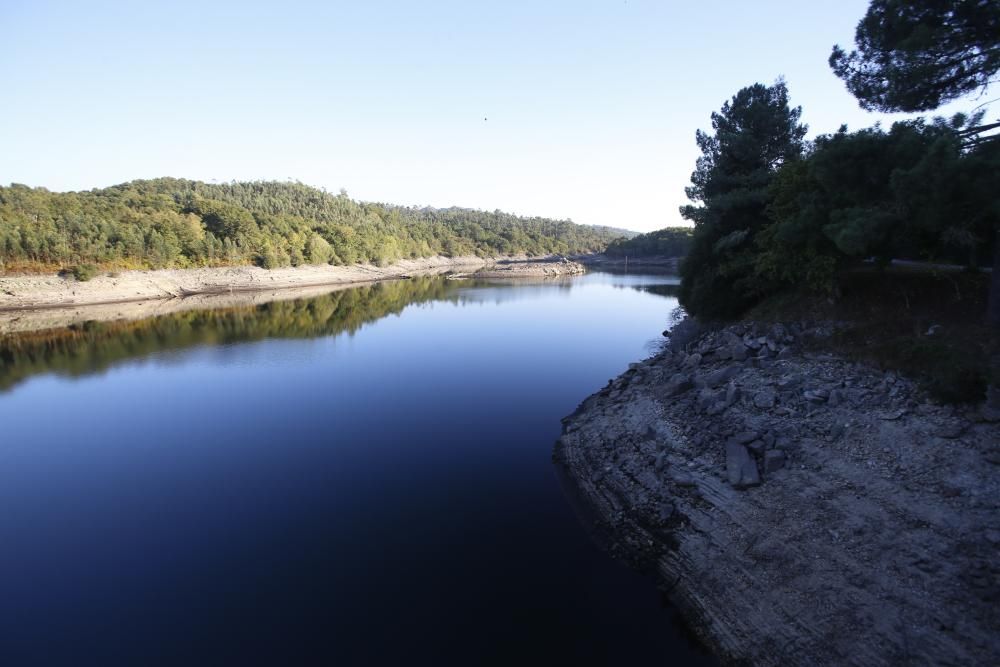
605;227;693;258
679;0;1000;320
0;178;631;273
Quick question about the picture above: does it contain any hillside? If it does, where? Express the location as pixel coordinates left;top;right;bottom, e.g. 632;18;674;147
0;178;633;274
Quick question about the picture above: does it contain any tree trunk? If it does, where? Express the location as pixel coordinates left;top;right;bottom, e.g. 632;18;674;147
989;228;1000;327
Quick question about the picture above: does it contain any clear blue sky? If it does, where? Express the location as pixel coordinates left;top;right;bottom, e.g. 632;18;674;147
0;0;990;232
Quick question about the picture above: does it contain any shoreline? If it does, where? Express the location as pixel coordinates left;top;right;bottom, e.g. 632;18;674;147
556;318;1000;665
0;255;586;314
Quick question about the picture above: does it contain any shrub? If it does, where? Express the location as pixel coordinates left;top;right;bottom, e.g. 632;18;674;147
70;263;98;282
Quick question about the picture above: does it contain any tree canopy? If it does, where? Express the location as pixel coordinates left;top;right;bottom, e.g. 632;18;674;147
0;178;633;273
830;0;1000;112
604;227;693;258
678;81;807;318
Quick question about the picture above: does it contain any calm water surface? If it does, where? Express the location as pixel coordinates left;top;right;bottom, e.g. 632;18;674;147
0;272;713;665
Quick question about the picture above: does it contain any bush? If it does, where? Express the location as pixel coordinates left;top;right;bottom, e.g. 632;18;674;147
70;263;98;282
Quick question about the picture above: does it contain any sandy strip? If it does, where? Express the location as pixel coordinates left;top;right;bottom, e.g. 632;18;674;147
0;256;491;312
0;256;588;334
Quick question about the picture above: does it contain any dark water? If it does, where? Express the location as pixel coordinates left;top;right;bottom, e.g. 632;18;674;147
0;272;713;666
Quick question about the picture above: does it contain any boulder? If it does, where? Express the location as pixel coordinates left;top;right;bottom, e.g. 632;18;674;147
725;441;761;489
763;449;786;474
704;365;741;388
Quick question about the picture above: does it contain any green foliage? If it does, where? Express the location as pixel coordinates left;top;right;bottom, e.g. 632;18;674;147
830;0;1000;112
605;227;693;258
754;117;999;295
0;179;628;272
70;263;98;282
678;81;807;319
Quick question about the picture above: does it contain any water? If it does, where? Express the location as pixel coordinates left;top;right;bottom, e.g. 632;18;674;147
0;272;713;665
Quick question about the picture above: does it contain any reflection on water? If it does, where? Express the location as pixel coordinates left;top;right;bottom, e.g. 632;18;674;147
0;276;458;392
0;272;714;666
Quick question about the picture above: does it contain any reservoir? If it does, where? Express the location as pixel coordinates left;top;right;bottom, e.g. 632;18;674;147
0;272;713;665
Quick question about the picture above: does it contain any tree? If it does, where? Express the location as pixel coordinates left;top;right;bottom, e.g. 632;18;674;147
679;81;807;318
830;0;1000;112
832;1;1000;326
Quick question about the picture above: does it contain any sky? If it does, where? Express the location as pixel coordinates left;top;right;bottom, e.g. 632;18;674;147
0;0;993;232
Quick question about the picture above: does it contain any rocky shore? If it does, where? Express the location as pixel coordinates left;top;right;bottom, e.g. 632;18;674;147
447;256;585;279
0;255;583;313
556;319;1000;665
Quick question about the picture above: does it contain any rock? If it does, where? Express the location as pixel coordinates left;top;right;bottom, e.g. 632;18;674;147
725;441;761;489
877;409;906;421
803;388;830;403
828;389;842;407
705;365;741;388
763;449;786;474
683;352;703;369
777;346;793;360
725;383;742;407
671;470;697;487
698;389;729;416
654;452;666;471
706;401;728;416
662;373;694;398
777;374;803;389
731;431;759;445
754;389;777;409
658;502;675;522
747;439;766;458
934;422;967;439
730;343;748;362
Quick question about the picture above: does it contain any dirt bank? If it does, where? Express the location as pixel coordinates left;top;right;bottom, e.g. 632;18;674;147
448;257;585;279
0;256;584;313
556;319;1000;666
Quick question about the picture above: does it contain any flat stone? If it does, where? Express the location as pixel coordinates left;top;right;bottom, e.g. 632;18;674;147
803;389;829;403
725;441;761;489
732;431;759;445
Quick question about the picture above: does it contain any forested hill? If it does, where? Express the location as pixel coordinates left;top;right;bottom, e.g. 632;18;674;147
605;227;693;258
0;178;634;272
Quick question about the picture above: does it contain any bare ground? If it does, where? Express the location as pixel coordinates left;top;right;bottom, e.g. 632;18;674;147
0;256;586;313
